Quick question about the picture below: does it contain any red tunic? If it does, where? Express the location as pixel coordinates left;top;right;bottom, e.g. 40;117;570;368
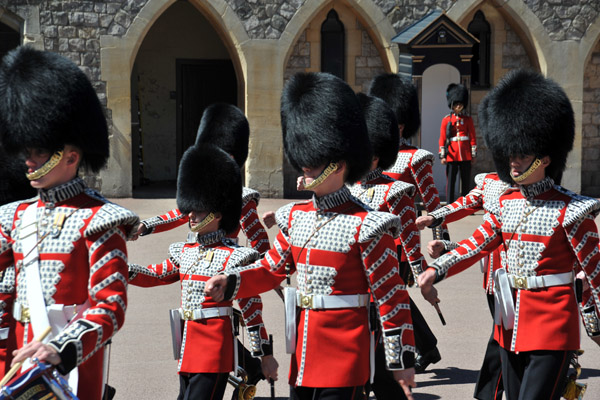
129;230;270;373
141;187;270;254
384;139;449;239
226;186;415;388
429;178;600;352
350;168;426;277
438;113;477;162
0;178;138;399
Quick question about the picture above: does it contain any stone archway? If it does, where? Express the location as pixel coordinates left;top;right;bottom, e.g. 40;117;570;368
100;0;248;196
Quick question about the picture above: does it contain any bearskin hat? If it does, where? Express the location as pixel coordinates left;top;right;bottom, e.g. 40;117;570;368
356;93;399;170
479;69;574;185
281;72;372;184
0;147;36;206
0;46;109;172
195;103;249;168
446;83;469;108
177;144;242;234
367;73;420;139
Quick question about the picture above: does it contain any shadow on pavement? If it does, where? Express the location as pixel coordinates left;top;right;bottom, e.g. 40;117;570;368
132;181;176;199
416;367;479;388
580;368;600;379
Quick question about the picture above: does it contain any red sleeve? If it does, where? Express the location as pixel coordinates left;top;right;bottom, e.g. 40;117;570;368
142;208;189;234
388;192;427;276
439;115;449;154
240;200;270;254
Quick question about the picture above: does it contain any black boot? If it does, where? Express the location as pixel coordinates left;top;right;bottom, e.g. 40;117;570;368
414;347;441;373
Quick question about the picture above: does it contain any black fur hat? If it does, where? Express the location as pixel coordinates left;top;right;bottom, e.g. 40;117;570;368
356;93;399;170
446;83;469;108
0;46;109;172
195;103;249;168
367;73;420;139
0;147;36;206
479;69;574;184
176;144;242;234
281;72;372;184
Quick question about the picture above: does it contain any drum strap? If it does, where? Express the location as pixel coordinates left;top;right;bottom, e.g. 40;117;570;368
20;203;80;391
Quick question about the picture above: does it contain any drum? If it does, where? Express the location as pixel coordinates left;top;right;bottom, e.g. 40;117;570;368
0;361;78;400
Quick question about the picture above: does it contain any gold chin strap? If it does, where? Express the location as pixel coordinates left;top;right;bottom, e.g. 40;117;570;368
190;212;215;233
512;158;542;183
26;151;64;181
302;162;339;190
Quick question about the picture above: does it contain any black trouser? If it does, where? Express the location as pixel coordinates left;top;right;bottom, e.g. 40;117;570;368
231;340;264;399
178;372;228;400
399;260;438;354
474;294;504;400
446;161;471;203
499;347;572;400
366;336;408;400
292;385;366;400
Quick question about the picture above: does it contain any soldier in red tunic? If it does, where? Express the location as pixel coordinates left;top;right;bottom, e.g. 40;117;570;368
129;144;278;399
0;47;139;399
368;74;444;373
350;93;438;398
132;103;270;255
0;149;36;375
419;69;600;399
438;83;477;203
206;72;416;400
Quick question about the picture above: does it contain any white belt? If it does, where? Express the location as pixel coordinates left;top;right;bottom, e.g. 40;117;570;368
494;270;573;330
178;306;232;321
507;272;573;290
450;136;469;142
296;293;370;310
13;301;87;325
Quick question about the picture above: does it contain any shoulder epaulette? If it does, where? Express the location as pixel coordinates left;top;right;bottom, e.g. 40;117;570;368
168;242;186;261
83;192;139;238
358;211;402;242
554;186;600;226
275;202;297;234
227;246;260;269
242;187;261;206
0;200;30;235
474;173;488;189
387;181;416;201
411;149;435;166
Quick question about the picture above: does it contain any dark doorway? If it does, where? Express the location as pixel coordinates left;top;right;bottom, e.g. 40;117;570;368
0;21;20;59
321;9;345;80
176;59;237;169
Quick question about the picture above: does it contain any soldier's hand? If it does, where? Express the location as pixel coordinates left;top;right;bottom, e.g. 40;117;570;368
415;215;434;230
204;275;228;302
12;340;61;366
440;157;447;165
393;368;416;400
261;354;279;381
427;240;445;258
296;176;305;191
262;211;276;229
418;268;437;289
420;279;440;306
129;222;147;241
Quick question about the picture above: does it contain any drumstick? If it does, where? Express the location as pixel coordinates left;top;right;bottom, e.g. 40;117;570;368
0;326;52;387
433;303;446;326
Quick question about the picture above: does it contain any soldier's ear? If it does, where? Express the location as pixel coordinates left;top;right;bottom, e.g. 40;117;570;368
541;156;551;168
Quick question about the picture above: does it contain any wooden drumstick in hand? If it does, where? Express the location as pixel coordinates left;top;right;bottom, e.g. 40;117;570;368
0;326;52;386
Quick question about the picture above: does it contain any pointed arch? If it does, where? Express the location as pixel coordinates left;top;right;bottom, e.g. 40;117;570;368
280;0;399;76
99;0;248;196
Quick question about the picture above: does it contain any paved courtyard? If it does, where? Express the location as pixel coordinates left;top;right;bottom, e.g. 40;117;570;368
107;194;600;399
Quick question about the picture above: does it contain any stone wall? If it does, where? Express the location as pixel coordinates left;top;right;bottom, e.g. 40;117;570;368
284;30;310;81
582;41;600;197
355;21;385;93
